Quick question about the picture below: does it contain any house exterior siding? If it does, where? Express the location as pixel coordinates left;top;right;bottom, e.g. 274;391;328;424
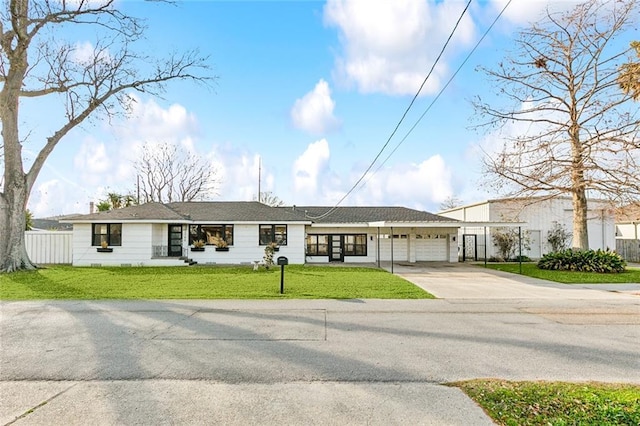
187;223;306;265
65;202;461;267
440;198;615;260
305;226;458;263
305;226;376;263
73;223;185;266
71;222;307;266
72;223;185;266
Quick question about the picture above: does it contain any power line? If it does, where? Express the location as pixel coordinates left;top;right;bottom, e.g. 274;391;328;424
305;0;473;220
365;0;513;183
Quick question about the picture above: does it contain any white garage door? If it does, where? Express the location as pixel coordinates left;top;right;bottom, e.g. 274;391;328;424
415;236;448;261
379;237;409;261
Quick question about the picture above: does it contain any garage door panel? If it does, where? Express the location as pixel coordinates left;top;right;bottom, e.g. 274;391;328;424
379;239;408;261
415;238;448;261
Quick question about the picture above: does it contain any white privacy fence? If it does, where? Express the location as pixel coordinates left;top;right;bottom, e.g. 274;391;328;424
25;231;73;264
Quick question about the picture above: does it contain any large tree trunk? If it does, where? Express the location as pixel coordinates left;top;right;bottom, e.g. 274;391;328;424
572;189;589;250
0;1;36;272
568;93;589;251
0;185;36;272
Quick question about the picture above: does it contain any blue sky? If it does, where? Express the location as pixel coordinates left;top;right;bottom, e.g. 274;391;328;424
22;0;638;217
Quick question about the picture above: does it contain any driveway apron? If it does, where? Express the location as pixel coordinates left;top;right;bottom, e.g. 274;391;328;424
393;262;640;299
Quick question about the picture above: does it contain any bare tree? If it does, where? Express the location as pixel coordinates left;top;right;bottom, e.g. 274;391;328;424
619;41;640;100
473;0;640;250
134;143;219;203
439;196;462;211
254;191;285;207
0;0;213;272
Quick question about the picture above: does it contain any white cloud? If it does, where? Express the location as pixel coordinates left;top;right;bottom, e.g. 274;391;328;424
211;147;260;201
351;155;454;210
291;79;340;134
292;139;331;195
210;146;285;202
463;98;571;199
489;0;576;26
288;138;453;211
27;97;208;216
54;0;110;8
113;95;199;144
30;135;268;215
324;0;476;96
30;180;64;217
72;41;112;67
73;138;112;185
30;179;94;217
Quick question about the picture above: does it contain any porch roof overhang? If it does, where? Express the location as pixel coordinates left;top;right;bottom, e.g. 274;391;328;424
308;221;461;228
64;219;313;225
367;221;460;228
308;221;527;229
456;221;528;228
365;221;527;228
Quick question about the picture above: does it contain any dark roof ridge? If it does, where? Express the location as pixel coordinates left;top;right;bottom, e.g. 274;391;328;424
278;205;454;223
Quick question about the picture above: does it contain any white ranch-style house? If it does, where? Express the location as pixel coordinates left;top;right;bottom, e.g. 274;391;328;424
63;202;468;267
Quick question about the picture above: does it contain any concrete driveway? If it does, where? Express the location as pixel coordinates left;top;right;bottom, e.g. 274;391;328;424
391;262;640;299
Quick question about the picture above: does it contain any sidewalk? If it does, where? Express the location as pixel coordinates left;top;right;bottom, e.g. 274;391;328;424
1;380;494;425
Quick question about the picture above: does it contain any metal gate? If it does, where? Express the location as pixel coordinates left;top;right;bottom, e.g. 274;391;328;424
462;234;477;261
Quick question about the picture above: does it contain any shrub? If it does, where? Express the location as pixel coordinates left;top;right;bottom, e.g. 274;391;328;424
263;243;276;269
492;228;531;261
547;222;571;252
537;249;626;273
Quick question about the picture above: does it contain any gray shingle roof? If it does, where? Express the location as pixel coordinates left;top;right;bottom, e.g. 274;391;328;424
65;202;455;224
64;203;186;222
66;202;310;223
31;218;74;231
280;206;457;223
166;202;308;222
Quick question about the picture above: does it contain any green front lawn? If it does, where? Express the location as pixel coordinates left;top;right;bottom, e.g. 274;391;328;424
481;263;640;284
455;380;640;426
0;265;434;300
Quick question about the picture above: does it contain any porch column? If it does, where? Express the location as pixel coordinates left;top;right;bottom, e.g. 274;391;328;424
484;226;487;267
409;229;416;263
377;227;380;268
518;226;522;274
391;226;394;274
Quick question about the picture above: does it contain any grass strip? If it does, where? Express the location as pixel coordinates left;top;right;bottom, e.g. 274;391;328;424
0;265;434;300
480;263;640;284
454;379;640;426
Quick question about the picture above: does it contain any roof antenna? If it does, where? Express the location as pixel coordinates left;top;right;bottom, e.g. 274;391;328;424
258;156;261;203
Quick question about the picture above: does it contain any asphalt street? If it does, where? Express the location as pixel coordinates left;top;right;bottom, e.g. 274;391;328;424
1;266;639;425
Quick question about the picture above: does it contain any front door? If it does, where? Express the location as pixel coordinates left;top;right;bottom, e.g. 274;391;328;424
329;235;343;262
168;224;183;257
